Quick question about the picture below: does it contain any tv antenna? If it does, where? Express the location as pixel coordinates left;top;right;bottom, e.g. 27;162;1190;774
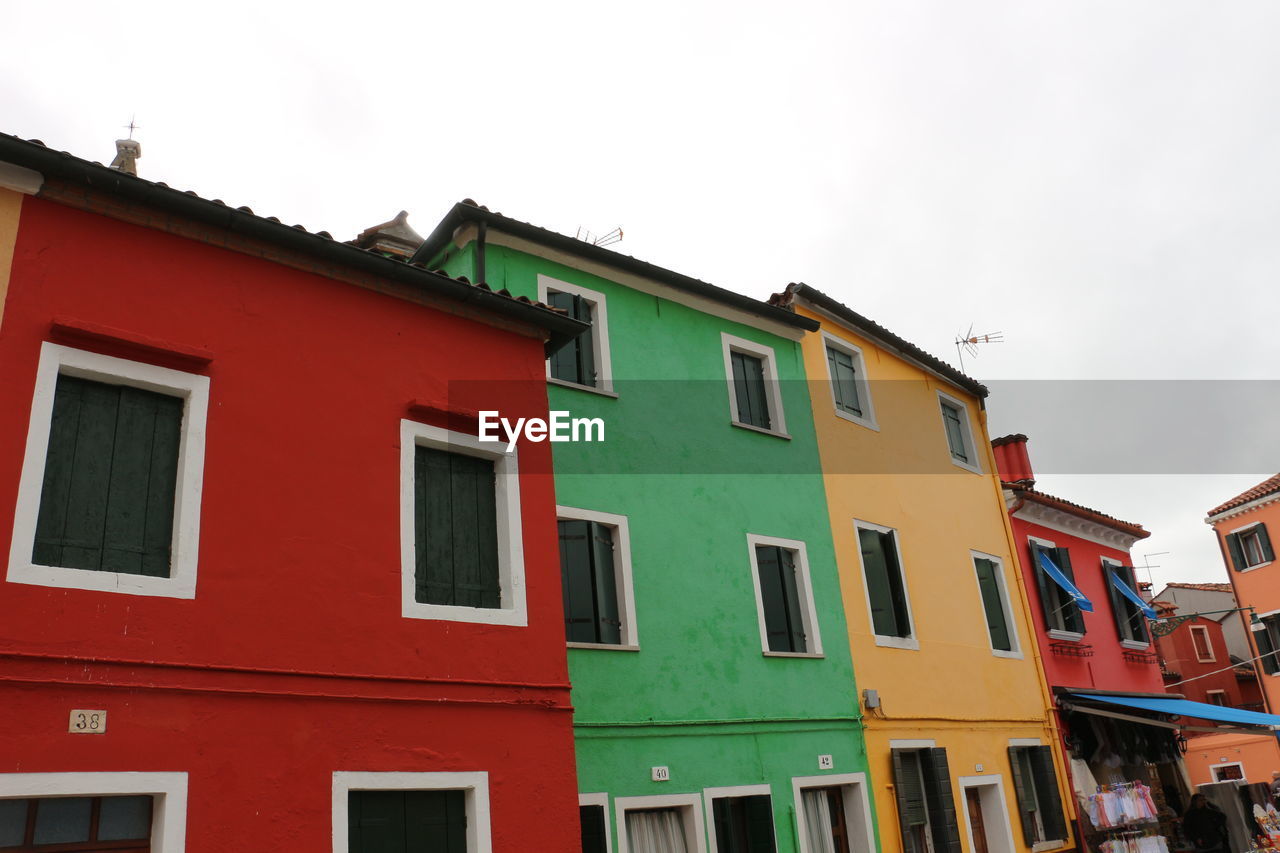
953;324;1004;373
575;225;623;248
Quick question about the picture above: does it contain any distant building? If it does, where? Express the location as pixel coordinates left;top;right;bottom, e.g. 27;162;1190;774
1149;584;1265;713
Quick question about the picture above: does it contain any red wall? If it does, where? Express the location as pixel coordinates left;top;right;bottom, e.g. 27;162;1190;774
1008;516;1165;695
0;198;579;848
1156;616;1264;710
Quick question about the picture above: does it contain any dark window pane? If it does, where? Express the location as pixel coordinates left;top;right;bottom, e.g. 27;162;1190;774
548;291;596;386
0;799;27;847
415;446;500;608
860;528;910;638
756;546;806;653
581;805;608;853
98;795;152;841
975;558;1012;651
731;351;771;429
941;403;967;461
827;346;863;417
32;796;93;845
713;795;776;853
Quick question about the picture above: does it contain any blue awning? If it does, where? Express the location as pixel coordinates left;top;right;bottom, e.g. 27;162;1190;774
1037;551;1094;612
1067;692;1280;727
1109;571;1157;619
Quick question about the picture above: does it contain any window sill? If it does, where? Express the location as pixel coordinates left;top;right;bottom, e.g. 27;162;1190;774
1120;640;1151;650
874;635;920;651
731;421;791;440
7;562;195;599
567;642;639;652
1239;560;1274;574
1032;840;1068;853
1195;656;1217;664
402;601;527;627
948;455;983;475
547;377;618;398
1047;630;1084;642
763;650;825;659
833;408;879;431
991;649;1025;660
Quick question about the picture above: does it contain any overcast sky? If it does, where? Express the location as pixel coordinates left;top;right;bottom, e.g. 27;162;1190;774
5;1;1278;590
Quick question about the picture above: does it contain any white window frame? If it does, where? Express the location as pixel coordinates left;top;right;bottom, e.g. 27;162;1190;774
558;506;640;650
936;390;981;474
1029;535;1084;643
1189;624;1216;663
820;332;877;431
854;519;919;651
702;784;774;853
399;420;526;626
970;550;1023;659
746;534;824;658
8;342;209;599
1209;761;1246;783
614;792;706;853
791;772;876;853
334;771;489;853
538;275;615;396
1229;521;1273;572
720;333;788;438
1205;689;1229;706
580;792;613;853
957;775;1019;853
0;771;188;851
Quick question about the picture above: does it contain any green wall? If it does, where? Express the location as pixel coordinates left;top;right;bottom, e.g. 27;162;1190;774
438;239;875;852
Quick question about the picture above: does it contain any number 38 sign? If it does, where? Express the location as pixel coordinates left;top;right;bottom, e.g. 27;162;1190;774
68;709;107;734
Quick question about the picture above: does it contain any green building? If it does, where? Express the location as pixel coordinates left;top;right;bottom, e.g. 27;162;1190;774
418;202;876;853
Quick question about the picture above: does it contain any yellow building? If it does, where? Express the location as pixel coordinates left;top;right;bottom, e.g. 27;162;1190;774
772;284;1074;853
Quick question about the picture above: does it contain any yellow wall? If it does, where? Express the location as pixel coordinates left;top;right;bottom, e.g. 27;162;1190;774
795;301;1073;853
0;187;23;330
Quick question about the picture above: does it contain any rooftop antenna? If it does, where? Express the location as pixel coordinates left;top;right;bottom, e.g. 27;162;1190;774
953;323;1004;373
574;225;624;248
1136;552;1169;593
123;116;140;140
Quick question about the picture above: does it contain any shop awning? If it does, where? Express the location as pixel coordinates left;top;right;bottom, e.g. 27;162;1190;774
1066;692;1280;728
1108;571;1157;619
1037;551;1093;612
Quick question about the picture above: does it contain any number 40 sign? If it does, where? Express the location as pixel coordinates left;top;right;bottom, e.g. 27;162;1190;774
68;709;107;734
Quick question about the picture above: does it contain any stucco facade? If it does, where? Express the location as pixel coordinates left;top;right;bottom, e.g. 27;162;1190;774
779;285;1073;853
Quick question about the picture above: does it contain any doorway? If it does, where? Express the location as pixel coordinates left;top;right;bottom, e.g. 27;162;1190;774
957;776;1015;853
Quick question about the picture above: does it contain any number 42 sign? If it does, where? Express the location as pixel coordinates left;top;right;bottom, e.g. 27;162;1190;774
68;710;107;734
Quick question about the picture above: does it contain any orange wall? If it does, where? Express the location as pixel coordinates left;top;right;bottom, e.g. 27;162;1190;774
1182;731;1280;787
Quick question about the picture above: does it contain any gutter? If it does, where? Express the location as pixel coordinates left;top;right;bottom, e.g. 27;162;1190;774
0;134;588;357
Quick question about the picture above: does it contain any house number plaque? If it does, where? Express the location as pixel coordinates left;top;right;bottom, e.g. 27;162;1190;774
651;766;670;782
69;709;106;733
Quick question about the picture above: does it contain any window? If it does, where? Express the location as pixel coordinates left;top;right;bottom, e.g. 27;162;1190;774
400;421;526;626
334;772;489;853
558;507;638;648
855;522;915;649
1007;746;1067;848
1253;616;1280;675
1206;690;1229;707
721;334;787;436
580;794;612;853
614;794;704;853
1211;763;1245;783
747;535;822;656
936;391;980;473
792;774;874;853
1028;540;1086;637
0;772;185;853
539;276;614;394
704;787;776;853
1190;625;1216;663
1104;561;1150;645
890;749;962;853
822;334;875;429
1225;523;1274;571
972;553;1018;656
8;343;209;599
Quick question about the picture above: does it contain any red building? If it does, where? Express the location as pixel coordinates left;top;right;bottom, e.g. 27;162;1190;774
1151;593;1265;714
0;135;585;851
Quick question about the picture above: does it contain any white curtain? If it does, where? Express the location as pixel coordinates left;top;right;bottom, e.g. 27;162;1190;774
802;789;838;853
626;808;688;853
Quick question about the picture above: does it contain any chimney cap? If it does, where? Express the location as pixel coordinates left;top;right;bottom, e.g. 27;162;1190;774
108;139;141;176
991;433;1029;448
352;210;424;258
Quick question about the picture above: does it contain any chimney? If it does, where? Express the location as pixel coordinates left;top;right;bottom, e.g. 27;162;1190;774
991;434;1035;488
351;211;424;259
109;139;141;176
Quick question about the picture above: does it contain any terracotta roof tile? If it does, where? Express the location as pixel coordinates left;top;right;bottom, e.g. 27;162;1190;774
1207;474;1280;518
1162;582;1233;592
1006;483;1149;539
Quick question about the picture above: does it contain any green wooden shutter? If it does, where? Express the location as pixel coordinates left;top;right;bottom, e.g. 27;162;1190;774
415;447;499;608
1256;622;1280;676
780;549;807;653
922;748;962;853
349;791;406;853
731;351;771;430
891;750;929;847
548;291;585;384
590;522;621;644
1029;543;1057;630
861;528;907;638
742;795;777;853
32;376;181;577
1030;746;1067;842
1053;547;1085;634
1257;525;1275;562
1121;565;1149;643
941;404;967;461
1105;567;1129;641
756;545;795;652
826;346;863;416
1226;532;1247;571
975;558;1012;651
559;520;597;643
405;790;467;853
580;805;608;853
1006;747;1039;845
